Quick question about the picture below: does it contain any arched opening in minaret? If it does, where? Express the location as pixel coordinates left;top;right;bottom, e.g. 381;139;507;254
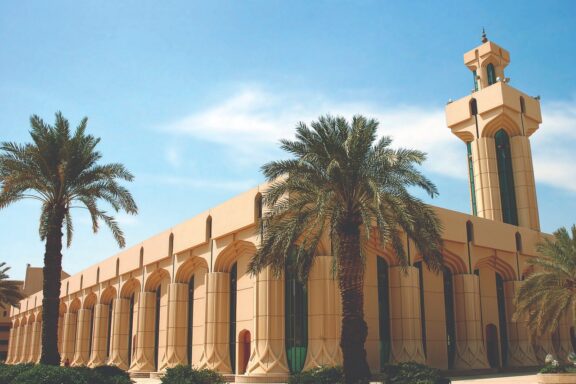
495;129;518;225
466;142;477;216
285;257;308;374
495;273;508;367
229;262;237;373
187;276;195;364
487;63;496;86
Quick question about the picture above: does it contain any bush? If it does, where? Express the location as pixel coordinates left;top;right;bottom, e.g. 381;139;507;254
381;361;448;384
72;365;133;384
288;366;344;384
160;365;225;384
11;364;88;384
0;363;35;384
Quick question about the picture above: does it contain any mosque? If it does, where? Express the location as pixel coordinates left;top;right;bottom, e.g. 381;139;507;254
7;35;570;380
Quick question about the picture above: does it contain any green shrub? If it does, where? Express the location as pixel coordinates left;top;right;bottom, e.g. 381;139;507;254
288;366;344;384
160;365;225;384
93;365;133;384
12;364;88;384
0;363;34;384
382;361;448;384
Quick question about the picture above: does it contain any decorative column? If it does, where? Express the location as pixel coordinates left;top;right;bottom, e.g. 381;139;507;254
6;326;15;364
130;291;156;372
88;304;110;367
243;267;289;381
73;309;92;366
58;315;64;355
109;298;130;369
510;136;540;230
389;266;426;364
21;322;32;363
161;283;189;370
453;274;489;369
303;255;342;369
35;323;43;363
503;281;538;366
556;313;574;360
198;272;232;373
61;312;78;364
29;320;41;363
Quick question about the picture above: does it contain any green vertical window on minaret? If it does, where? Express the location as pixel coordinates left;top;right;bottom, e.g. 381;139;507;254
472;70;478;91
466;142;478;216
487;63;496;85
495;130;518;225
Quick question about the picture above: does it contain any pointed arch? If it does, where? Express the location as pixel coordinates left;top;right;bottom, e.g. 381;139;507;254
83;292;97;309
482;114;522;138
214;240;257;273
59;302;68;316
144;268;170;292
442;249;468;275
69;298;81;313
100;286;117;305
120;278;141;299
474;256;516;281
175;256;209;283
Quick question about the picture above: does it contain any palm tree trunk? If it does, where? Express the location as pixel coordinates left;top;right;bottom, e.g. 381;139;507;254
40;206;64;365
337;224;371;384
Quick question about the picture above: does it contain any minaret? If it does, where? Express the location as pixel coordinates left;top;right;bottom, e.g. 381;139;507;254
445;31;541;230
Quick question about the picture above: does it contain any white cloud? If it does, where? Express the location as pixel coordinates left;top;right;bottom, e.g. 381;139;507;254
165;146;182;168
138;173;258;191
161;87;576;192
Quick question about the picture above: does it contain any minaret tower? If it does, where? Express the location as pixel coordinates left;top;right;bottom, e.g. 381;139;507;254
445;31;541;230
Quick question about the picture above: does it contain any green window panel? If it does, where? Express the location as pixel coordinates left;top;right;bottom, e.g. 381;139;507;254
472;70;478;91
487;64;496;85
285;260;308;374
377;257;391;368
230;263;237;373
495;130;518;225
443;267;456;369
496;273;508;367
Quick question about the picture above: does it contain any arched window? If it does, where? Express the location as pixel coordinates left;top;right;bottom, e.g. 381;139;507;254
285;259;308;373
414;261;427;355
495;273;508;367
116;259;120;277
187;276;195;364
139;247;144;268
66;282;69;296
169;233;174;256
469;99;478;116
206;216;212;241
229;263;237;373
515;232;522;252
254;193;263;221
466;221;474;243
153;286;161;370
106;300;113;358
487;63;496;86
80;275;84;290
96;268;100;284
443;267;456;369
466;143;477;216
127;294;135;366
472;70;478;91
520;97;526;114
495;129;518;225
377;257;391;367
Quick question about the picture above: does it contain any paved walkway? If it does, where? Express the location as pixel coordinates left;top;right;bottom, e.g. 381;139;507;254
134;373;540;384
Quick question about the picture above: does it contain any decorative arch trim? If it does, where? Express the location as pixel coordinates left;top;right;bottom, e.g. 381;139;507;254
175;256;209;283
214;240;257;272
474;255;516;281
120;278;141;299
144;268;170;291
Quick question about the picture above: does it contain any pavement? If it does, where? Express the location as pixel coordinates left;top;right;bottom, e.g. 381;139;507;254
133;373;540;384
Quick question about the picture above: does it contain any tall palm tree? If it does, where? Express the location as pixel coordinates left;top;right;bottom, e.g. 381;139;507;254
0;262;25;308
248;115;443;384
0;112;138;365
515;225;576;337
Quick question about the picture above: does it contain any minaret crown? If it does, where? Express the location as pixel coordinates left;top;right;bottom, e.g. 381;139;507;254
464;39;510;91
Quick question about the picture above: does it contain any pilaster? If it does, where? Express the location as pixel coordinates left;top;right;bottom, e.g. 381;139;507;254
198;272;232;373
389;266;426;364
453;274;489;369
243;267;289;381
303;256;342;369
161;283;189;370
88;303;110;367
29;321;41;363
130;291;156;373
510;136;540;230
21;323;31;363
61;312;78;364
6;327;15;364
503;281;538;366
73;309;92;366
109;298;130;369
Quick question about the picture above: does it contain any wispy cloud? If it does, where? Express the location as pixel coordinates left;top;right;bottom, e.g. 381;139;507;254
161;87;576;192
138;173;258;191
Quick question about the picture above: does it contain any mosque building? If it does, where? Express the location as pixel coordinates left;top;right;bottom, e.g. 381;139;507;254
7;35;570;380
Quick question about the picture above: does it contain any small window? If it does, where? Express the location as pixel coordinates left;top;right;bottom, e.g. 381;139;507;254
139;247;144;268
472;70;478;91
487;63;496;86
520;97;526;114
254;193;263;221
466;221;474;243
80;275;84;290
116;259;120;277
206;216;212;240
169;233;174;256
515;232;522;252
96;268;100;284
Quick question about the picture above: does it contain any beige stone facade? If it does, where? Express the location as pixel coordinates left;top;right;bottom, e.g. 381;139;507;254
7;38;573;379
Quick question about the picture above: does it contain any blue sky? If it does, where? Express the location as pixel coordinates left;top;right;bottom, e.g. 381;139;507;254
1;1;575;280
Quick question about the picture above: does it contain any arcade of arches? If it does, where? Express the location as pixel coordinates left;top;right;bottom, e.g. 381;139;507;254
7;37;572;380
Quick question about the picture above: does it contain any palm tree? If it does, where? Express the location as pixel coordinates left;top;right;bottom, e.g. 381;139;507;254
0;112;138;365
514;225;576;337
0;262;25;308
248;115;443;384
